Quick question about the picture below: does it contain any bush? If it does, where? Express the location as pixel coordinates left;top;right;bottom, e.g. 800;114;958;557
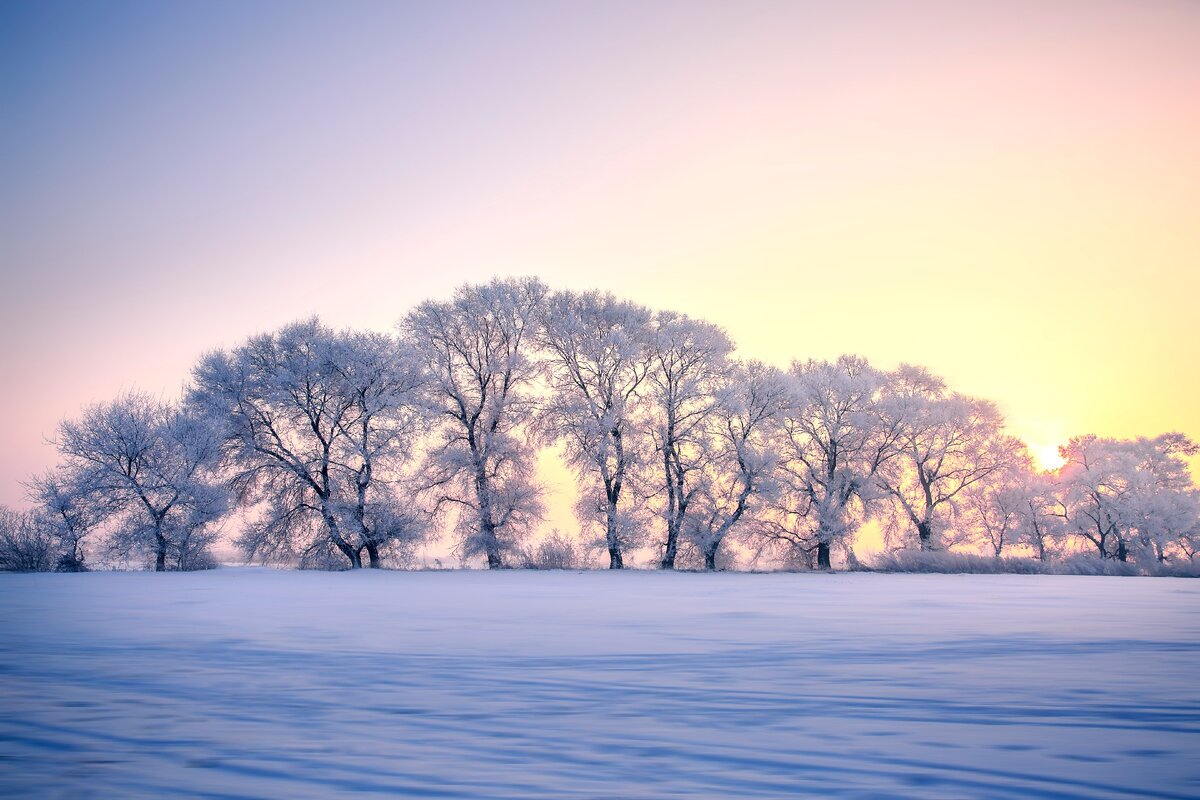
862;550;1047;574
858;549;1197;577
518;532;582;570
0;509;57;572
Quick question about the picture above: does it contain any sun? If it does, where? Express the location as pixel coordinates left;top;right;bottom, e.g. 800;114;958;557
1030;442;1066;472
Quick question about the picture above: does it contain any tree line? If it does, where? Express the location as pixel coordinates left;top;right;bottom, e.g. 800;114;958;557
2;277;1197;572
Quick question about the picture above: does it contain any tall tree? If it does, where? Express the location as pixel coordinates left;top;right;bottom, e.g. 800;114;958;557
538;290;653;569
643;311;732;569
403;277;547;568
191;320;427;569
766;355;899;569
876;366;1012;551
686;360;787;571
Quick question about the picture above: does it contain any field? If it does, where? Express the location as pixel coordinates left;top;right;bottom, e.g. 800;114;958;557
1;569;1197;798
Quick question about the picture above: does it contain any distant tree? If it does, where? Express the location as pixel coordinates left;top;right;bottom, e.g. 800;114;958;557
763;355;899;569
954;443;1037;557
876;366;1013;551
537;290;653;569
54;392;227;571
643;311;733;569
1055;433;1200;562
685;360;787;570
26;469;104;571
0;507;56;572
402;278;547;568
191;320;427;569
1013;472;1065;561
1124;434;1200;563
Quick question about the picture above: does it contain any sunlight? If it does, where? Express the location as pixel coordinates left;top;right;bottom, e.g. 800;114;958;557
1031;442;1066;472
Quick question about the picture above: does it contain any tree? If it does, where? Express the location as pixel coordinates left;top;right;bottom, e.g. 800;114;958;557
537;290;653;569
643;311;733;569
26;469;104;571
876;366;1013;551
0;507;56;572
1012;472;1065;561
1124;434;1200;563
765;355;899;569
1056;433;1200;563
955;444;1036;557
54;392;227;571
191;320;427;569
685;360;787;570
402;278;547;568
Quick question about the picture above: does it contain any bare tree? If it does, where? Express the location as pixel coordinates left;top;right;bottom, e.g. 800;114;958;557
191;320;427;569
876;366;1012;551
402;278;547;568
643;311;733;569
686;360;787;570
537;290;653;569
54;392;227;571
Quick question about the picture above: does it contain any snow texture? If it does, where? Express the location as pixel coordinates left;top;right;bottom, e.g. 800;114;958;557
1;569;1197;798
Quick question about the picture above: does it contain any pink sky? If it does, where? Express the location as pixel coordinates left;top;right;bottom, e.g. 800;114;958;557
2;0;1198;514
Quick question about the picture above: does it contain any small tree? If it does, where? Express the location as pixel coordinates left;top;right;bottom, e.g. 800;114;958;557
26;470;104;571
0;507;57;572
954;444;1035;557
54;393;227;571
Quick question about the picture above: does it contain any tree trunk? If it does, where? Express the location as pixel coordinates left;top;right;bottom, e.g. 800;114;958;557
661;522;679;569
1116;539;1128;563
155;535;167;572
605;500;624;570
332;538;361;568
482;520;503;569
703;542;718;571
816;540;832;570
366;542;382;569
917;521;934;551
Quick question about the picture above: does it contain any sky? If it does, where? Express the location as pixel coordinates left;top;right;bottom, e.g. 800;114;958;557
2;0;1198;528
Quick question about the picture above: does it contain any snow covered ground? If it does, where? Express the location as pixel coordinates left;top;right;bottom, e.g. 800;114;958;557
1;570;1197;799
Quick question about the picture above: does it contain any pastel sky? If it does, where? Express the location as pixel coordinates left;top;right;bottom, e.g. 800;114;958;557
2;0;1198;515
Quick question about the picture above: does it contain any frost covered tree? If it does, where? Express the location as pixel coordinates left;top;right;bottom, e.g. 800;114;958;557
955;445;1038;557
643;311;733;569
26;470;104;571
876;366;1014;551
537;290;653;569
402;278;547;568
764;355;899;569
1055;433;1200;562
190;320;428;569
1123;434;1200;563
0;507;57;572
685;360;787;570
1012;472;1065;561
53;392;228;571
